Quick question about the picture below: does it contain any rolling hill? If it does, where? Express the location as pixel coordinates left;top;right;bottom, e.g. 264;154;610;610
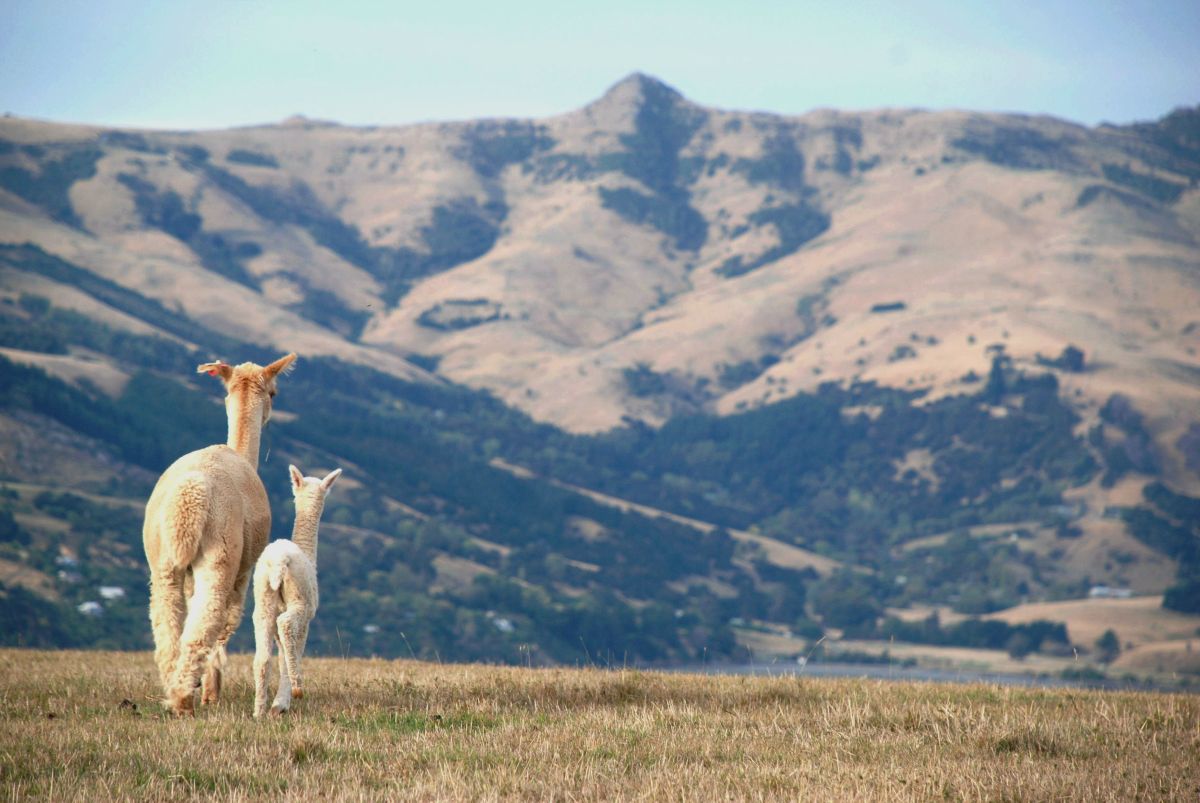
1;74;1198;669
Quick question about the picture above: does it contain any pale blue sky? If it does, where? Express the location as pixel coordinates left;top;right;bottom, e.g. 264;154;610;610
2;0;1197;130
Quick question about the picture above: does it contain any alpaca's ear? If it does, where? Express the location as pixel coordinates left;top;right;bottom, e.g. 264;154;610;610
264;353;297;379
289;464;305;493
321;468;342;491
197;361;233;383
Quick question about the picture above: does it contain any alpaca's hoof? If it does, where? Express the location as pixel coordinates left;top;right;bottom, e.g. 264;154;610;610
201;669;222;705
291;688;304;700
169;694;196;717
269;705;288;718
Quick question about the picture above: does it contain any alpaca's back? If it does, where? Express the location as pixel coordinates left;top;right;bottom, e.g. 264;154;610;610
144;445;270;573
254;539;318;614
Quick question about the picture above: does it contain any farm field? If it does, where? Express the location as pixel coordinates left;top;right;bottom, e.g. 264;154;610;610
736;595;1200;683
0;649;1196;800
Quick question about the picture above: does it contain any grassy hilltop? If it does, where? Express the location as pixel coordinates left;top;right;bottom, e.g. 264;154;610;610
0;649;1196;800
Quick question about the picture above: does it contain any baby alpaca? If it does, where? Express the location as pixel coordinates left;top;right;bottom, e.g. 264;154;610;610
252;465;340;718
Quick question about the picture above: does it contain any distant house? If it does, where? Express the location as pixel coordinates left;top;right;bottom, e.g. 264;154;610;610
98;586;125;600
77;601;103;617
1088;585;1133;599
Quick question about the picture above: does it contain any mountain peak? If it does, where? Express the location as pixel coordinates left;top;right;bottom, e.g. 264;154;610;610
597;73;686;107
581;73;691;127
608;72;681;97
279;114;340;129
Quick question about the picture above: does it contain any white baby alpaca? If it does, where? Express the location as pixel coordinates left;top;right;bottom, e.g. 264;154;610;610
252;464;341;718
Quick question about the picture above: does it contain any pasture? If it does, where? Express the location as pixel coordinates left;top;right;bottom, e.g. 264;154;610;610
0;649;1196;800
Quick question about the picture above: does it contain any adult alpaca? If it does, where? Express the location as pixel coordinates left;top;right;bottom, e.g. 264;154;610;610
252;464;341;718
143;353;296;716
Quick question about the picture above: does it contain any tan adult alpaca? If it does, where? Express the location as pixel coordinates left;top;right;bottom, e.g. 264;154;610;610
143;353;295;716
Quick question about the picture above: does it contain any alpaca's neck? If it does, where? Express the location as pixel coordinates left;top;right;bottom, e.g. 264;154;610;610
226;390;265;466
291;504;323;562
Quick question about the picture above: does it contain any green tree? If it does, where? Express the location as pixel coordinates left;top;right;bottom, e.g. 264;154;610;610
1059;345;1085;372
1094;629;1121;663
1005;631;1033;660
984;354;1007;404
811;570;882;629
0;509;29;545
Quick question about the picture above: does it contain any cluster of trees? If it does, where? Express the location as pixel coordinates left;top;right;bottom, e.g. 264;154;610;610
715;203;830;278
1121;483;1200;613
1094;393;1160;486
877;613;1069;659
457;120;554;179
226;149;279;168
514;370;1096;573
1101;163;1187;204
176;153;499;306
949;125;1081;172
0;140;102;226
117;172;262;290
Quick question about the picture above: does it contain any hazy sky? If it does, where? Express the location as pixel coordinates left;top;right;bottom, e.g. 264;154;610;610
2;0;1197;130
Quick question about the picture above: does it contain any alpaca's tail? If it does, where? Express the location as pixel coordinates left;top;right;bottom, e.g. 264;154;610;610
267;551;291;592
164;472;209;568
255;540;293;595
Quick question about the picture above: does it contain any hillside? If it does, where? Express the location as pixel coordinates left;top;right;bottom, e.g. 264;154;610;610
1;75;1199;667
3;75;1199;440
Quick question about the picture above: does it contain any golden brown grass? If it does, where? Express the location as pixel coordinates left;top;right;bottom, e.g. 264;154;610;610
1;649;1197;801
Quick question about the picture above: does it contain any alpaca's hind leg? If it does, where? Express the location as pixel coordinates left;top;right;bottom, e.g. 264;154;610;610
252;593;278;719
203;568;252;705
272;608;307;713
288;618;310;700
270;650;292;715
148;567;187;694
168;568;233;716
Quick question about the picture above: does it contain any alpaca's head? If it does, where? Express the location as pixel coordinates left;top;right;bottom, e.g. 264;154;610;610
197;353;296;426
289;464;342;515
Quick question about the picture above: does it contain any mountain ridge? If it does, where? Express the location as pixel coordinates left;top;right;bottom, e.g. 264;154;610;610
2;75;1199;666
2;76;1198;466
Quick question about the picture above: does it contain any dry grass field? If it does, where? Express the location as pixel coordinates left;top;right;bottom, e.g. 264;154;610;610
0;649;1196;801
986;596;1200;650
